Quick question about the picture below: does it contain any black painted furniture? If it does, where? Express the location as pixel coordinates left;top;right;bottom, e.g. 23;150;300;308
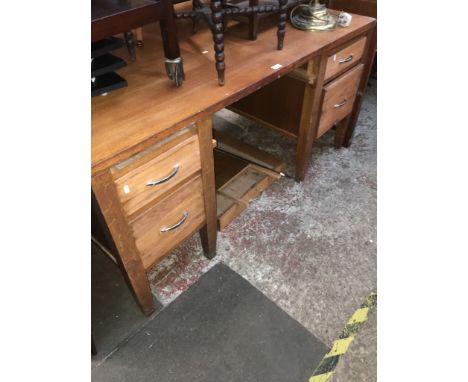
92;0;185;86
175;0;289;85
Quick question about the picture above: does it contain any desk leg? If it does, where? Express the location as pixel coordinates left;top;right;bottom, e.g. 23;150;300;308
295;55;328;181
338;25;377;148
197;117;217;258
334;115;351;149
91;335;97;356
92;175;155;316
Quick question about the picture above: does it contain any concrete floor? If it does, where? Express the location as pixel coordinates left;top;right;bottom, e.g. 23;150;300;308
93;79;377;381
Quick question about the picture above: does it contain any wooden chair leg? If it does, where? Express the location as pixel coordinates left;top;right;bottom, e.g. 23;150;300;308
248;0;259;40
134;27;143;47
192;0;201;33
248;14;260;40
124;31;136;61
277;0;287;50
192;16;199;33
211;0;225;85
160;0;184;86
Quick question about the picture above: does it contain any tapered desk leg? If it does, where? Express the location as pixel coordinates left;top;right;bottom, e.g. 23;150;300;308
160;0;185;86
277;0;287;50
295;54;328;181
200;224;217;259
334;115;351;148
91;336;97;356
211;0;225;85
339;24;377;147
197;117;218;258
92;180;155;316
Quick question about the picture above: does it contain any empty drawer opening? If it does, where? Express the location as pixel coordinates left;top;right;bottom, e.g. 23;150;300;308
213;130;286;230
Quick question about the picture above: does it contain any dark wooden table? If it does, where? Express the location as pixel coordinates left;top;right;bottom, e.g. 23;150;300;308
92;0;185;86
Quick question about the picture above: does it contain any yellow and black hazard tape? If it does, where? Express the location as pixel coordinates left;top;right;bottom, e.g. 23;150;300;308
309;292;377;382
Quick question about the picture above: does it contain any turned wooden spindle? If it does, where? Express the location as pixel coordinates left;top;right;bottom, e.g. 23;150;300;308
175;1;287;84
124;31;136;61
277;0;287;50
211;0;225;85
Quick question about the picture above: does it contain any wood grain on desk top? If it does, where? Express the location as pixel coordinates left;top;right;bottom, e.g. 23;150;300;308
92;15;375;175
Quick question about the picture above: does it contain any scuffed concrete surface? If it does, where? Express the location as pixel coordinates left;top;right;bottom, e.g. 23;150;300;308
147;80;377;381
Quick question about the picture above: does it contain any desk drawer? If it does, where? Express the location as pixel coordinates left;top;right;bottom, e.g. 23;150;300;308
317;64;363;138
325;37;366;81
131;175;206;269
114;135;201;217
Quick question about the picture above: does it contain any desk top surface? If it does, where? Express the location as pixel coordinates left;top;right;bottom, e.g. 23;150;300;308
92;13;375;175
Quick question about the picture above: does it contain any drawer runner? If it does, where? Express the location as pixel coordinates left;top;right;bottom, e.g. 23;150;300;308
213;131;286;230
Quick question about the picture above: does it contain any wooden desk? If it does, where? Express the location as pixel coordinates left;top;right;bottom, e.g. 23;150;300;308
92;15;376;314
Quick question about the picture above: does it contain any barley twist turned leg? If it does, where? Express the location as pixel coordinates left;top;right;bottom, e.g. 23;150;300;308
211;0;225;85
277;0;287;50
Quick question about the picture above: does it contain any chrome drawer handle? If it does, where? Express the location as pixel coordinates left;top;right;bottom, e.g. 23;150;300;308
146;164;180;186
339;55;353;64
334;99;348;108
160;212;189;233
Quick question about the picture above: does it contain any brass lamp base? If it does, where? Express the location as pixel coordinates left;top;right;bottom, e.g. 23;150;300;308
290;1;337;31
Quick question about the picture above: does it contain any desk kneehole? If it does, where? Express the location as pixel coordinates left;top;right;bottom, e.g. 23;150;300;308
213;130;286;230
130;175;206;269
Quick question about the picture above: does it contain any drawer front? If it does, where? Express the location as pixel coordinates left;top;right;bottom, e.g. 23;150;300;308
131;175;206;269
325;37;367;81
114;135;201;217
317;64;363;138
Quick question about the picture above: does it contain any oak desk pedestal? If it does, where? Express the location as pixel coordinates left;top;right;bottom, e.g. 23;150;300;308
92;120;216;315
230;22;376;181
92;16;376;314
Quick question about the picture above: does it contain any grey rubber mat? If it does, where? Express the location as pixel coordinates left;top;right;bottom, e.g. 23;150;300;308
92;262;328;382
91;244;162;367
